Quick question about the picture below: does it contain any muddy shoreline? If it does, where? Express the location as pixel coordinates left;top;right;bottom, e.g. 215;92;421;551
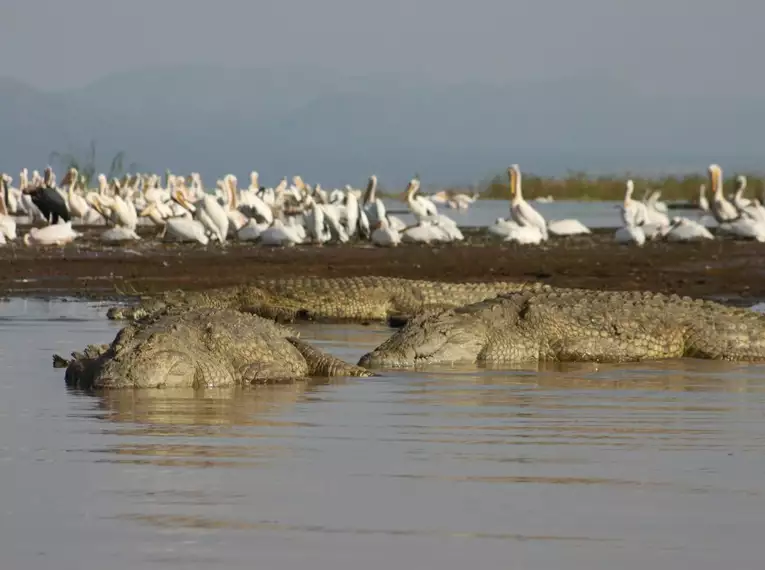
2;225;765;306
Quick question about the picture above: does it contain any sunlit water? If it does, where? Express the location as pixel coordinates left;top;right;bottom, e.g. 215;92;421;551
2;298;765;569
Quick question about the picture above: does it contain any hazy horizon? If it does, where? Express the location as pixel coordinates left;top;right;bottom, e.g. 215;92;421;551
2;1;763;185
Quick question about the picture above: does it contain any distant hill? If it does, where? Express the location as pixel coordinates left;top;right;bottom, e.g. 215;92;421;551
1;65;763;188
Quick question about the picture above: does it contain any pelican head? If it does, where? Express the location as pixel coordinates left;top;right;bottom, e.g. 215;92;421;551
403;177;419;200
708;164;722;194
366;175;378;194
736;175;747;190
171;188;194;212
62;167;78;186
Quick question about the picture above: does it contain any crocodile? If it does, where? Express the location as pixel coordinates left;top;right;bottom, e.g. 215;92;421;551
358;287;765;368
55;307;373;389
105;276;531;324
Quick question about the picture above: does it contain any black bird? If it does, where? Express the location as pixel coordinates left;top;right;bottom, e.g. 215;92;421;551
23;167;70;224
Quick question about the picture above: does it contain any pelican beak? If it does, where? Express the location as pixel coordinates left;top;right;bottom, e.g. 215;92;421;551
181;195;195;213
508;167;517;195
708;164;721;193
139;204;154;217
401;180;413;200
91;200;106;218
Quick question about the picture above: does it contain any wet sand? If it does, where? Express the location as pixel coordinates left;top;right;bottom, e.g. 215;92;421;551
2;225;765;303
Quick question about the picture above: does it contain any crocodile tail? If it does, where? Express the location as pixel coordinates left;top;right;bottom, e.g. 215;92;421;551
286;337;375;378
52;354;70;368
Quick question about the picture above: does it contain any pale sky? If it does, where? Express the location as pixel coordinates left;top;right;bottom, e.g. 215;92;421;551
3;0;761;94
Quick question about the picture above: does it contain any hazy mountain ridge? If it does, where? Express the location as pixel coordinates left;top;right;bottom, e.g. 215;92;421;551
1;65;764;187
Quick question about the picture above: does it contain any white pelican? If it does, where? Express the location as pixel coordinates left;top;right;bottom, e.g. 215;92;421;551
356;199;371;240
223;175;249;236
304;197;330;244
646;190;668;214
741;199;765;225
642;189;670;229
0;175;18;240
238;174;273;225
61;168;91;221
91;180;137;230
23;222;79;246
717;217;765;241
488;216;523;238
345;190;360;237
401;220;450;244
260;218;303;247
404;178;462;240
362;175;380;223
698;184;709;212
140;202;209;245
447;190;478;210
508;164;548;240
101;227;141;243
547;218;591;236
709;164;739;223
237;218;269;241
404;178;438;219
503;224;545;245
614;224;646;246
371;219;401;247
360;175;404;230
732;176;752;209
173;187;228;243
429;190;450;205
660;217;714;241
1;174;21;215
621;180;646;226
416;214;464;241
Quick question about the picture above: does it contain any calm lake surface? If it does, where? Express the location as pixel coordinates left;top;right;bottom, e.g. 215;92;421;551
385;198;704;229
2;298;765;569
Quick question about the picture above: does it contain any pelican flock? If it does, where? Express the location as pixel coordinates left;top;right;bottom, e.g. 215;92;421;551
0;163;760;249
614;163;765;245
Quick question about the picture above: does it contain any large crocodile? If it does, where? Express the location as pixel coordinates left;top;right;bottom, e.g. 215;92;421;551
358;287;765;367
106;276;531;324
55;308;373;389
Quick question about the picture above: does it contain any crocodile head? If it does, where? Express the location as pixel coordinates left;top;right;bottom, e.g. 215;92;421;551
357;309;489;368
89;322;234;389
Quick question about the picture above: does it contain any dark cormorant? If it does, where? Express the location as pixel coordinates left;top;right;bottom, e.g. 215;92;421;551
23;167;70;224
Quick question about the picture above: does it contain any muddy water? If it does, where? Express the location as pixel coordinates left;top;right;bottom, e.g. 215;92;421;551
2;299;765;569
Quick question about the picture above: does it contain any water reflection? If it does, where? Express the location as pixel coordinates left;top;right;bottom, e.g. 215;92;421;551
3;299;765;570
77;382;335;427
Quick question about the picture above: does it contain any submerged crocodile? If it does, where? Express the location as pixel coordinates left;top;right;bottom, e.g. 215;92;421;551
358;287;765;367
106;276;531;324
55;308;373;389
